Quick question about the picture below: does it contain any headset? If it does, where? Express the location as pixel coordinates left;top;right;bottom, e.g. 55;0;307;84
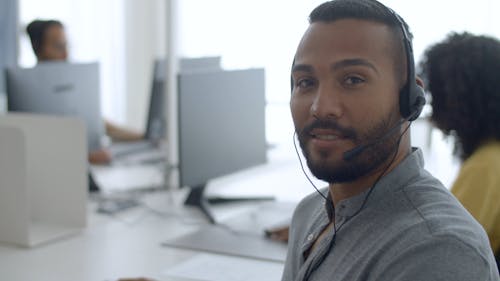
388;6;426;122
290;4;426;123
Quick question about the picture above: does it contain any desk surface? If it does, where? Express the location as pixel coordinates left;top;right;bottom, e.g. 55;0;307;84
0;145;318;281
0;155;312;281
0;191;201;281
0;189;296;281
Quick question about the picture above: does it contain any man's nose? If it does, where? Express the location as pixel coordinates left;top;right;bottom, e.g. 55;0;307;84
310;83;343;120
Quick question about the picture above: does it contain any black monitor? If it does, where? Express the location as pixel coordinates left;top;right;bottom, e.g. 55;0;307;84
144;59;167;142
6;62;104;152
177;68;268;223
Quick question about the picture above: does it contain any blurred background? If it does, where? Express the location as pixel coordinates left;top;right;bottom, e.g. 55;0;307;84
3;0;500;187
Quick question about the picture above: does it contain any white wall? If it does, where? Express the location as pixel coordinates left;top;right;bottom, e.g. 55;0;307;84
382;0;500;63
123;0;167;131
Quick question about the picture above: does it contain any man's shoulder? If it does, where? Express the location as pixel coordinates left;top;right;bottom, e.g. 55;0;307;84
392;176;496;269
399;174;485;239
373;178;499;279
374;233;499;280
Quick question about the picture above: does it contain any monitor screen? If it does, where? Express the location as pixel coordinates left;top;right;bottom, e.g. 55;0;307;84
178;68;267;189
6;62;104;151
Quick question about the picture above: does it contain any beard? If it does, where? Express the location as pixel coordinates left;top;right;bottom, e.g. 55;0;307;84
297;114;400;184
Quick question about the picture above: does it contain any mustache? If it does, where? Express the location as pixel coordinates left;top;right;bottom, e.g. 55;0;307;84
298;118;358;140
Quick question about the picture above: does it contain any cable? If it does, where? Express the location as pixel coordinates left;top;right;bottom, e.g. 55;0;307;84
332;121;411;237
293;131;329;201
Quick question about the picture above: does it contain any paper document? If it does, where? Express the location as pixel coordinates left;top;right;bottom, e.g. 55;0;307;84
91;165;164;192
162;253;284;281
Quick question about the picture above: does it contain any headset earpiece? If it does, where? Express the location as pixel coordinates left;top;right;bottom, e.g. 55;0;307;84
402;83;425;121
408;85;425;121
388;9;426;122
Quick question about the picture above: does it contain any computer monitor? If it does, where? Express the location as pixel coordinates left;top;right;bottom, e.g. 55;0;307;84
6;62;104;152
144;59;167;142
144;57;223;142
179;56;222;73
178;68;267;223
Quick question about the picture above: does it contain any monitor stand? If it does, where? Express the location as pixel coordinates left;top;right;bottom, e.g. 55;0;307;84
184;184;216;224
184;184;275;224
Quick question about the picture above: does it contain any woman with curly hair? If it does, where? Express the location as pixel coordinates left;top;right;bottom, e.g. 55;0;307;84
420;32;500;260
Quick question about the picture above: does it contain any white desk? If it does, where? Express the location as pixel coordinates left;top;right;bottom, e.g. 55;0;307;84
0;144;315;281
0;188;294;281
0;190;208;281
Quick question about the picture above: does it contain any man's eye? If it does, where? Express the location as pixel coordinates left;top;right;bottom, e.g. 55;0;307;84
344;76;365;86
295;78;315;89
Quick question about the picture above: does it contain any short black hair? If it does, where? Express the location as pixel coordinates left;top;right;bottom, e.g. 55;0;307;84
26;19;64;57
308;0;412;88
420;32;500;160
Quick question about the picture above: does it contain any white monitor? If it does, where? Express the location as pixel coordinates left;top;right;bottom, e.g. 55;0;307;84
6;62;104;151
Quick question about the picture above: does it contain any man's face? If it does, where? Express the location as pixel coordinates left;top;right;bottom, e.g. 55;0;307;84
39;25;68;61
291;19;402;183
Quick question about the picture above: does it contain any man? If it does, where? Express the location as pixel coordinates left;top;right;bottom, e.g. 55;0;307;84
26;19;144;164
420;32;500;267
282;0;499;280
26;19;68;61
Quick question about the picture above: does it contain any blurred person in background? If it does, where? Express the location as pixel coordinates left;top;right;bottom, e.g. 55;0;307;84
26;19;144;164
420;31;500;268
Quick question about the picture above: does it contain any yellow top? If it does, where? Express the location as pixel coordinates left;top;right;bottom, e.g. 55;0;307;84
451;141;500;255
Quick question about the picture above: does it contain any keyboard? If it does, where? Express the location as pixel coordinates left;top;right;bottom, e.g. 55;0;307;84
96;197;140;214
108;141;155;158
